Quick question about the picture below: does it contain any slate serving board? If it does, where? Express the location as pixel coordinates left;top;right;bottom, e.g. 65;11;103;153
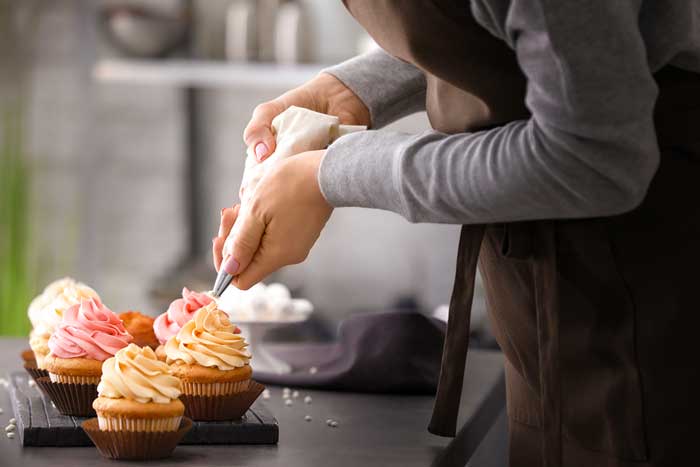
9;371;278;447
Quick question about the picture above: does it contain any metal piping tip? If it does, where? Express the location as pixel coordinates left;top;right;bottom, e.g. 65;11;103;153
212;269;225;296
212;270;234;297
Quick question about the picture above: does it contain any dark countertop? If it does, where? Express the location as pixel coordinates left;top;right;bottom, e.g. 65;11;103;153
0;338;505;467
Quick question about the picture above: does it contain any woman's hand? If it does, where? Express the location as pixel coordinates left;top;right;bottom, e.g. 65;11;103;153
213;150;332;289
243;73;370;162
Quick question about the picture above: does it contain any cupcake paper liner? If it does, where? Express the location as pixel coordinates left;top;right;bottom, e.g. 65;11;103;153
82;417;192;460
97;414;182;432
181;379;250;396
49;372;101;385
23;361;49;381
35;376;98;417
181;380;265;421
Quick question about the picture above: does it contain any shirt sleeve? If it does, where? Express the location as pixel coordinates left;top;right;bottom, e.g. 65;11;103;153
319;0;660;224
322;48;427;129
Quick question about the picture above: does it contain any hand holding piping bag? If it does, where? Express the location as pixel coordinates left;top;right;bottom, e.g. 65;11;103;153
213;149;333;291
212;73;369;294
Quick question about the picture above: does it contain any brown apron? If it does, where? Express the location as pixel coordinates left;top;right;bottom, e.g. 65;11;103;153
342;1;700;466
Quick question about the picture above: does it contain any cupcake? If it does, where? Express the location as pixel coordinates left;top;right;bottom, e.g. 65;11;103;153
28;278;100;369
119;311;159;349
40;297;132;416
93;344;184;431
83;344;190;460
165;302;253;420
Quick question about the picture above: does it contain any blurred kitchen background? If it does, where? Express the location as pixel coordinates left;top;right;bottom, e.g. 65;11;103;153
0;0;489;339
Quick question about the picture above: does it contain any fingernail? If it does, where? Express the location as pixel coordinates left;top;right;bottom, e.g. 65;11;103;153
255;142;268;161
221;208;226;216
212;237;217;244
223;256;239;275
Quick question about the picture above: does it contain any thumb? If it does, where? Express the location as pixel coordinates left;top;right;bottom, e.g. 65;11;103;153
248;131;276;163
221;210;265;278
243;102;282;162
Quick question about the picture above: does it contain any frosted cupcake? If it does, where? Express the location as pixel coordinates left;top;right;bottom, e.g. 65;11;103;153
93;344;184;431
28;278;100;369
83;344;190;460
41;297;132;416
165;302;253;420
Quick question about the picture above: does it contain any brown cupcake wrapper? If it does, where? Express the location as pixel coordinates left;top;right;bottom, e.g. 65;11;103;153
181;380;265;421
82;417;192;460
35;376;98;417
23;361;49;381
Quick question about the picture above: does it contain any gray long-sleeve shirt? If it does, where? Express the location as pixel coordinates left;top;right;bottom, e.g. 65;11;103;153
319;1;700;224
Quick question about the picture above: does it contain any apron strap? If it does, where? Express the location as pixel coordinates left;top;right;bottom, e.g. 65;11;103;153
428;224;485;436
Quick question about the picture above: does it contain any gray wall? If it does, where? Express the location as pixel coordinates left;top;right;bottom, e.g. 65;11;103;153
27;1;186;314
24;1;478;324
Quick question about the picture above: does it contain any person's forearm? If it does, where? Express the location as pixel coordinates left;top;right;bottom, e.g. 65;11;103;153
318;118;657;224
323;48;426;129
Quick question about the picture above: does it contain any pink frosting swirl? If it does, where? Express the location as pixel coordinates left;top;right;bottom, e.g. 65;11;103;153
48;298;133;360
153;288;214;344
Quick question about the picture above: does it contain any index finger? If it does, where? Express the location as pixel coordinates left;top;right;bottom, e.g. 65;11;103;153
213;205;240;271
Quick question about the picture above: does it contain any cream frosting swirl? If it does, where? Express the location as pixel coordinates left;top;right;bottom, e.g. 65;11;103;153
153;287;214;344
165;302;250;370
28;278;74;329
49;297;133;361
30;278;100;338
98;343;182;403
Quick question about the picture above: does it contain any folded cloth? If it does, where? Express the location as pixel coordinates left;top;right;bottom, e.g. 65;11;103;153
253;310;445;394
239;105;366;204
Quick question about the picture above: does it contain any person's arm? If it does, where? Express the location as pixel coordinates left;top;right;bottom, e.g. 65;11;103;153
319;1;660;224
323;48;427;129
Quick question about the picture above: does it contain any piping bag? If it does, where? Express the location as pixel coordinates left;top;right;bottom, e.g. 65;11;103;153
213;106;366;296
